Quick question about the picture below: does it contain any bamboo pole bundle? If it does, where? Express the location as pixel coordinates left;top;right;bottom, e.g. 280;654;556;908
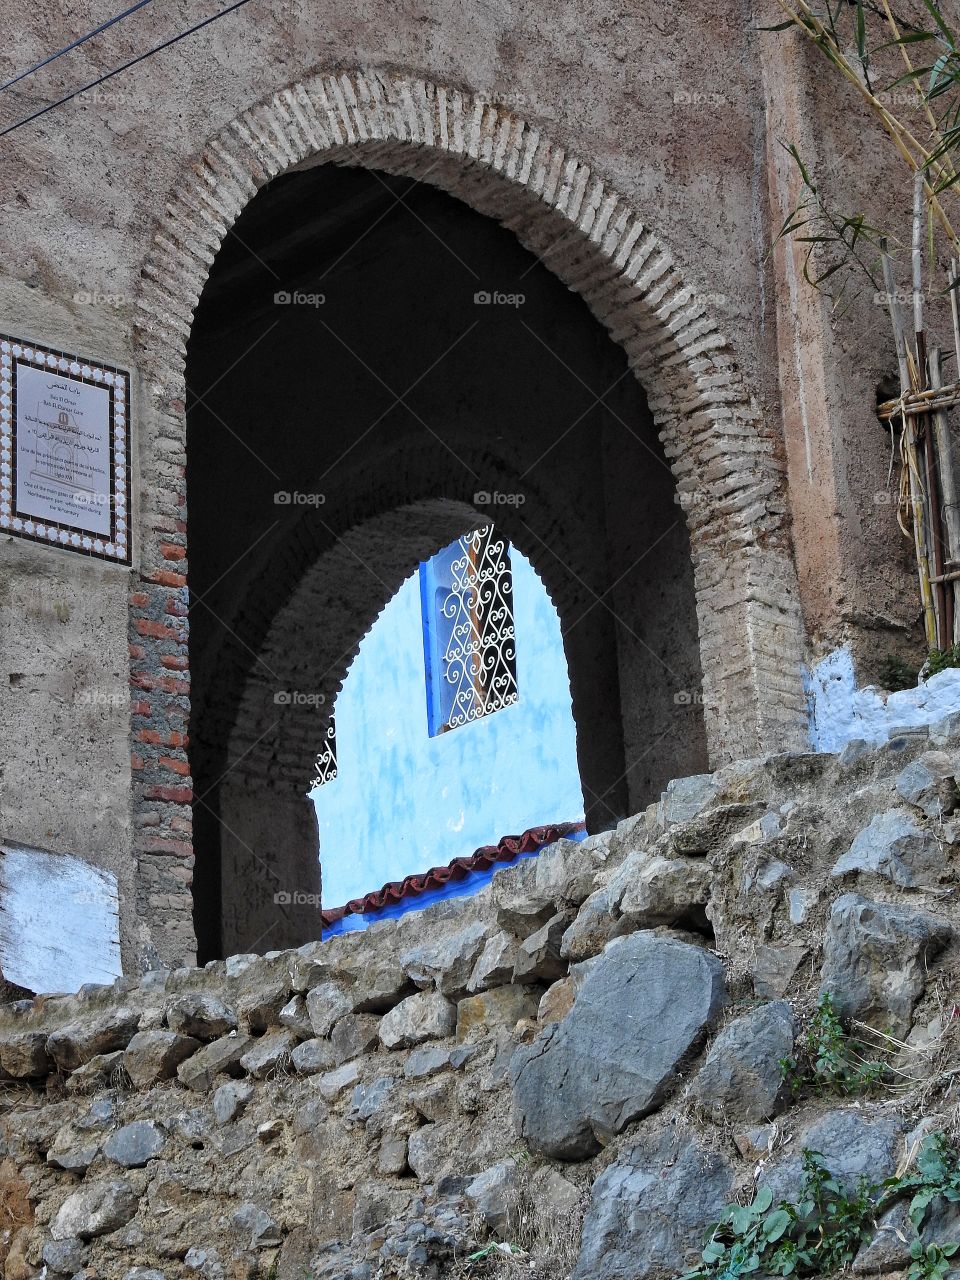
881;241;939;648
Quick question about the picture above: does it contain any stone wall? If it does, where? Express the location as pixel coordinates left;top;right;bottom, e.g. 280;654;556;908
5;724;960;1277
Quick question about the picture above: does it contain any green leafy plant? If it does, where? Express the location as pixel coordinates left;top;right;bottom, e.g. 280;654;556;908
681;1152;875;1280
886;1131;960;1228
926;644;960;676
907;1238;960;1280
681;1134;960;1280
879;654;920;691
780;993;888;1096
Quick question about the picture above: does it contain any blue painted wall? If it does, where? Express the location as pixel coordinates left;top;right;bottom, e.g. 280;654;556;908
312;547;584;907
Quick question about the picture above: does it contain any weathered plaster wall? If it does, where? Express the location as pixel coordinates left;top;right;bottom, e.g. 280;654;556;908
807;648;960;751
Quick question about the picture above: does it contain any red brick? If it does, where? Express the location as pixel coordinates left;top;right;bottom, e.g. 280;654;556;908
134;618;182;641
137;728;163;745
131;699;151;716
175;520;187;534
131;673;190;695
160;655;189;671
128;643;145;660
131;753;145;770
159;542;187;561
166;598;188;617
147;569;187;589
159;755;191;777
144;784;193;804
130;591;150;607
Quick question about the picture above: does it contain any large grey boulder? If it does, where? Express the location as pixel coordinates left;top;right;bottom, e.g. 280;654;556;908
103;1120;165;1168
690;1000;795;1121
511;932;725;1159
573;1129;734;1280
821;894;951;1036
832;811;942;888
306;982;355;1037
400;921;490;995
166;994;237;1041
46;1008;141;1072
123;1029;200;1088
895;753;957;819
51;1178;140;1240
760;1108;902;1204
379;991;457;1049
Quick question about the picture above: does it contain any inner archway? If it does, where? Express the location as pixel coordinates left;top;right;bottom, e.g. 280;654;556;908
314;532;585;912
185;162;706;959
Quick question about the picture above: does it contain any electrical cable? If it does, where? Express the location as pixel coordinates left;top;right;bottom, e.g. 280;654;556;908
0;0;258;138
0;1;154;94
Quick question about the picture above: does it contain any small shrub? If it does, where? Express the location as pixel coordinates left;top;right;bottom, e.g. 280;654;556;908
926;646;960;679
779;993;887;1096
681;1152;874;1280
680;1134;960;1280
879;655;919;692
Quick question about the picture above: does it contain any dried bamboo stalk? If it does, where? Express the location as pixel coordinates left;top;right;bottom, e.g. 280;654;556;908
878;384;960;421
930;347;960;640
881;244;938;647
913;171;926;358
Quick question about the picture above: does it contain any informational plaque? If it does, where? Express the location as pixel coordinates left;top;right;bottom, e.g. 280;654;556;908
0;333;131;563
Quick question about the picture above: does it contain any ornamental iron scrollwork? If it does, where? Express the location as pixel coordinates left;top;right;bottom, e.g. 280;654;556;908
437;525;518;731
313;718;338;787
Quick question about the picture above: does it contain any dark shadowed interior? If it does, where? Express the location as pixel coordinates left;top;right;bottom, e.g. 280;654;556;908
185;163;707;961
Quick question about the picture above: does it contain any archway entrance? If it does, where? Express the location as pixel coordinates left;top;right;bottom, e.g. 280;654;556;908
132;72;808;967
185;163;705;959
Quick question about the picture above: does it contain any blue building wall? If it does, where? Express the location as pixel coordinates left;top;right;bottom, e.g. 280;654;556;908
312;548;584;907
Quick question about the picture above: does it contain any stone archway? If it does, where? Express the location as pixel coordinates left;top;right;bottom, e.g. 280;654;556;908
130;70;808;966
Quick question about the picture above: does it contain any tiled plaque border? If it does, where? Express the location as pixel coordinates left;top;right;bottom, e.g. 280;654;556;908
0;333;131;565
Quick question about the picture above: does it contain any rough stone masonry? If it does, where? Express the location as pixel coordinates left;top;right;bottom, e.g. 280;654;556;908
5;722;960;1277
